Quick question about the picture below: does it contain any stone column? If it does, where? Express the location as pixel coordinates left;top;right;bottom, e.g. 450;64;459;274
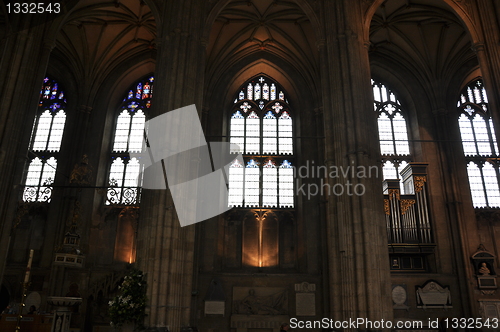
430;108;476;317
474;1;500;143
0;16;59;284
136;0;206;330
317;0;393;324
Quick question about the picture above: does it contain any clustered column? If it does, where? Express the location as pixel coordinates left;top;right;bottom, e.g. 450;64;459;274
135;0;207;330
317;0;393;324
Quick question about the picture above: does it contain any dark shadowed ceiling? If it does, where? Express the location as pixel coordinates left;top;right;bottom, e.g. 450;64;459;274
370;0;476;83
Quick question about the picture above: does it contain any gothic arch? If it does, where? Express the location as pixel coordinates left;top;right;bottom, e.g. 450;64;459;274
364;0;481;45
54;1;157;103
204;0;319;95
204;0;322;44
92;59;155;187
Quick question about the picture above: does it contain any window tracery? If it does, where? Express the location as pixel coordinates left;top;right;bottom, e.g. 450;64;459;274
23;77;67;202
457;79;500;208
372;80;411;192
228;76;294;208
107;76;154;205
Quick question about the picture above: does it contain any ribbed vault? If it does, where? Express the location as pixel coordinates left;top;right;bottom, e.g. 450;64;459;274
206;0;318;83
54;0;156;98
370;0;476;85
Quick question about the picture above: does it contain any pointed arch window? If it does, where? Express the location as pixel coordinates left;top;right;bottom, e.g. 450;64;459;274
228;76;294;208
372;80;411;191
23;77;67;202
107;76;154;205
457;79;500;208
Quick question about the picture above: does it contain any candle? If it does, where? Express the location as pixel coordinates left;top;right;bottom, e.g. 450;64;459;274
24;249;34;284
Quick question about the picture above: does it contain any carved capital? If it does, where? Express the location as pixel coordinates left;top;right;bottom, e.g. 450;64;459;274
384;199;390;215
400;199;416;215
388;189;400;201
414;176;427;193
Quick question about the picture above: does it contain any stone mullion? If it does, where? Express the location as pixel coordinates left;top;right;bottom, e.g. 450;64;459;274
319;0;392;326
0;19;56;284
136;0;205;330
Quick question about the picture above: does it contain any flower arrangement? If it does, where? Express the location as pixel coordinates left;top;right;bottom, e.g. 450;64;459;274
109;268;147;330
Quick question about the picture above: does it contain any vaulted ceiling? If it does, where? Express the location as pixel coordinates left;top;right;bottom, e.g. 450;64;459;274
370;0;476;85
54;0;156;97
206;0;318;82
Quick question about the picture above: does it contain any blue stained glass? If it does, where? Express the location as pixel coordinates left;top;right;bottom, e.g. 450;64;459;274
50;84;58;99
280;160;293;168
128;101;139;110
149;76;154;82
128;90;133;99
58;92;64;99
49;103;61;111
232;110;244;119
264;111;276;119
136;83;142;99
246;159;259;168
43;77;49;83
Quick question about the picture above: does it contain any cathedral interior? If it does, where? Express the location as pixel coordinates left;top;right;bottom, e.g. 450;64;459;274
0;0;500;331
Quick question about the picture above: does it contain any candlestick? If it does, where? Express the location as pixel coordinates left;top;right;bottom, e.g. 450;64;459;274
24;249;34;284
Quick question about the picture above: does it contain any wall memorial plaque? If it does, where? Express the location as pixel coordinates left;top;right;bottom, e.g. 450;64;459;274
205;301;225;315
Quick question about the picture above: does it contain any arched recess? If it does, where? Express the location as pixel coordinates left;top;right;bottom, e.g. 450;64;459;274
368;0;477;114
91;57;156;188
370;67;423;159
203;55;320;155
54;0;157;105
204;0;320;103
363;0;481;45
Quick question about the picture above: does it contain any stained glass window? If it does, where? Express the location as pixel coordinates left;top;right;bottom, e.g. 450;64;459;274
229;75;294;208
23;78;67;203
373;80;411;192
107;76;154;205
458;79;500;208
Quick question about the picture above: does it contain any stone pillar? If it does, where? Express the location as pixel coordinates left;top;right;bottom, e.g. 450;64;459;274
0;16;59;284
136;0;206;330
474;1;500;143
430;108;474;316
317;0;393;324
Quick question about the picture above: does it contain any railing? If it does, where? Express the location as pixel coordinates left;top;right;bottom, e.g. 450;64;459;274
383;163;433;247
106;186;141;205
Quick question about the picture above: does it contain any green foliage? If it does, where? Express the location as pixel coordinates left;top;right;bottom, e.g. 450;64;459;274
108;268;147;330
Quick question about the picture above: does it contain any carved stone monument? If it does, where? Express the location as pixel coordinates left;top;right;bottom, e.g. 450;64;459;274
231;287;288;332
471;245;497;295
392;285;409;310
416;281;451;308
